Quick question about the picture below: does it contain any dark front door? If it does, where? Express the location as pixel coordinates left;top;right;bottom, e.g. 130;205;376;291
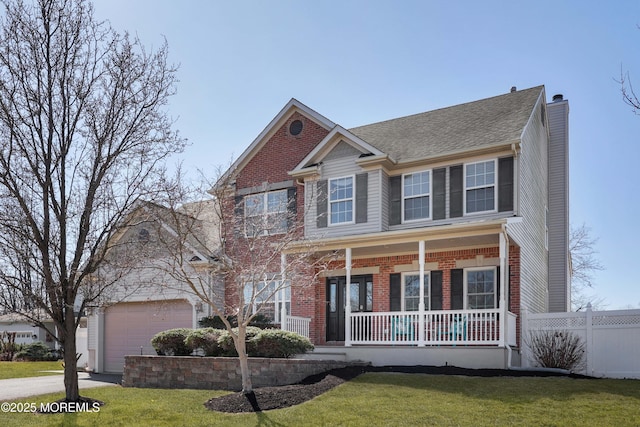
326;275;373;342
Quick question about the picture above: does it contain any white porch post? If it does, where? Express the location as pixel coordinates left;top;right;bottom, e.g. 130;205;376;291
280;253;287;331
418;240;426;346
499;230;508;348
345;248;352;347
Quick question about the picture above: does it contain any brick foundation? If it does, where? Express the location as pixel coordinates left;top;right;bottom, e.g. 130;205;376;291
122;355;353;391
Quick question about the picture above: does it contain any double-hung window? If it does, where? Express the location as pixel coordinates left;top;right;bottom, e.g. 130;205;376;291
245;189;288;236
465;268;496;309
329;176;354;225
243;278;290;323
403;273;430;311
465;160;496;214
403;171;431;221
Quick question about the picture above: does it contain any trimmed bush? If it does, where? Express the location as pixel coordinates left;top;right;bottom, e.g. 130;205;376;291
250;329;314;358
13;341;57;361
198;314;276;330
217;326;262;356
151;328;192;356
185;328;224;356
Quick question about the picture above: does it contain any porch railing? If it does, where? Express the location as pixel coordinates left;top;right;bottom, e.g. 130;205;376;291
349;309;510;346
283;315;311;339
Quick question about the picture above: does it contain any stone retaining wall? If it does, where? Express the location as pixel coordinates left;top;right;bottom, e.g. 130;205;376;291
123;355;353;391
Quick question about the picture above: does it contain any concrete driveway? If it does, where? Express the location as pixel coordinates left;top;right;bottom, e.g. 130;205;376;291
0;372;121;401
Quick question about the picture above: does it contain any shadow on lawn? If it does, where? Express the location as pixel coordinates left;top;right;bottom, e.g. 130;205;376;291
354;366;640;402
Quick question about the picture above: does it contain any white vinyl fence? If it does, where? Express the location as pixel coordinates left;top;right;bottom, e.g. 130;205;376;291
522;306;640;379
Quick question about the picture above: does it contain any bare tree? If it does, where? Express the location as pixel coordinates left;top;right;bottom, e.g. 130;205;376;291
146;168;332;395
570;223;605;311
621;68;640;113
0;0;183;404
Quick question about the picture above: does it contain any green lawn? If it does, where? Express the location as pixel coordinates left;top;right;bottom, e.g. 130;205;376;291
2;373;639;426
0;361;63;379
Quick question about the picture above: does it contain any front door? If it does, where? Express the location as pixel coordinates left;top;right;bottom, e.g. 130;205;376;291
326;275;373;342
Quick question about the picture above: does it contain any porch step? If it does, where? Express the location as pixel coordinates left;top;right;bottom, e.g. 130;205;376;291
300;346;348;362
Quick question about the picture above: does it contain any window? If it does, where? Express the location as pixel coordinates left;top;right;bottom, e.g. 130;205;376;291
465;268;496;309
243;278;290;323
403;273;430;311
465;160;496;214
245;189;288;236
329;176;353;225
403;171;431;221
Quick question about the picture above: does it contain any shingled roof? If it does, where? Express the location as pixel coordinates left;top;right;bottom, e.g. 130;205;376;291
349;85;544;163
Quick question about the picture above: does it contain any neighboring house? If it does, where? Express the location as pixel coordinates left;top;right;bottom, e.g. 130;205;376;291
218;85;570;369
86;200;222;373
0;311;57;349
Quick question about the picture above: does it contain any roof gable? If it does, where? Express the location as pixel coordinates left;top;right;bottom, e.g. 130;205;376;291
291;125;386;172
214;99;335;190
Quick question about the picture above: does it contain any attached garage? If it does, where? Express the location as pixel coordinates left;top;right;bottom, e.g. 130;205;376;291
103;299;193;372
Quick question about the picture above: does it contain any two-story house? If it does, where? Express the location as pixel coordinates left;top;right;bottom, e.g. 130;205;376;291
220;85;570;369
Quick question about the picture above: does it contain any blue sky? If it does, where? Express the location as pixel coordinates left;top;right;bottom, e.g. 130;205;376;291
94;0;640;309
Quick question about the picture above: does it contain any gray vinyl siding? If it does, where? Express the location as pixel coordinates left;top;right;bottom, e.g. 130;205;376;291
508;95;550;314
547;99;570;312
305;141;381;238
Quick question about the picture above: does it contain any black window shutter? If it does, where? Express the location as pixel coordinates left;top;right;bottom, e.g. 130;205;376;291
430;270;443;310
498;157;514;212
433;168;446;220
356;173;368;224
451;269;464;309
496;266;501;309
389;175;401;225
316;180;328;228
449;165;463;218
234;195;244;237
389;273;401;311
287;187;297;229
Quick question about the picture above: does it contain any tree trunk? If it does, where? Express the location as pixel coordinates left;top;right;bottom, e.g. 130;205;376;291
62;312;80;402
235;326;253;394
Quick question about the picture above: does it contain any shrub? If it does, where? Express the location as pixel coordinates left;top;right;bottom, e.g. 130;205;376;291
198;314;276;329
185;328;224;356
13;341;57;361
217;326;262;356
0;331;20;361
526;330;585;371
250;329;314;358
151;328;192;356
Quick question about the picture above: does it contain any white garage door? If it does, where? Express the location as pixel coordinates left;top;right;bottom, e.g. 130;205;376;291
104;299;192;372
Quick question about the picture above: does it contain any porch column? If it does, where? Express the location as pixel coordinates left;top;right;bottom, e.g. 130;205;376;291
499;230;508;347
345;247;352;346
418;240;426;346
280;253;287;331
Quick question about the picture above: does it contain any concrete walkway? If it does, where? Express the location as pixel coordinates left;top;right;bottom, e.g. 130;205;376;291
0;372;121;401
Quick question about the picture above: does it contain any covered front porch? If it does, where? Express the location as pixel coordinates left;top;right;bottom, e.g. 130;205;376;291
283;217;522;352
349;308;517;346
284;308;517;348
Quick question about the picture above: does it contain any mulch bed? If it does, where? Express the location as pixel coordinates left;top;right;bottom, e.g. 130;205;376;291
204;365;592;413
